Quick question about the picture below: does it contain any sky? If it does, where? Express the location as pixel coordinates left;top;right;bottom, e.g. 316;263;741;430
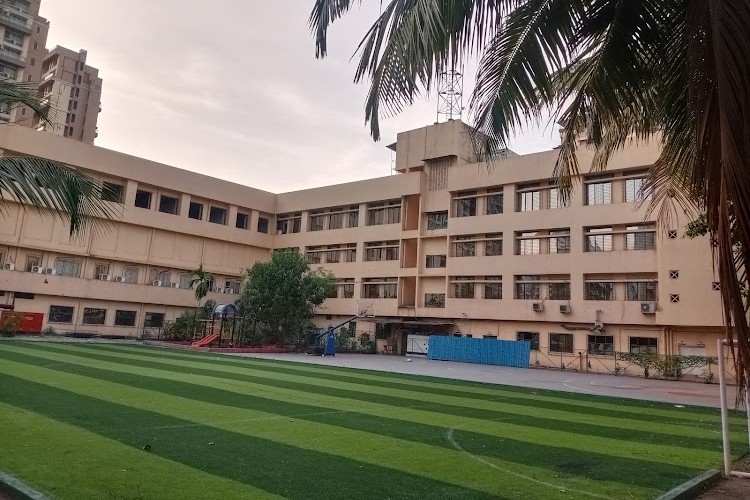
39;1;560;193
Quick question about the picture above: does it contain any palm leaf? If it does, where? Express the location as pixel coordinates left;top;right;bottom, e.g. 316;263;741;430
0;157;118;236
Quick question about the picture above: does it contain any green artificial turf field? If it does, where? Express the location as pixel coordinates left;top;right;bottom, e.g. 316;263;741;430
0;341;746;499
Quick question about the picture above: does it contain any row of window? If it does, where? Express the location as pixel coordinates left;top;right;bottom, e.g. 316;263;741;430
515;332;657;355
49;305;165;328
320;276;659;302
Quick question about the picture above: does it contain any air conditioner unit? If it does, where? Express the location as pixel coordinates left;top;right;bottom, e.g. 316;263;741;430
640;301;657;314
114;276;125;283
45;268;57;275
559;304;571;314
98;274;110;281
32;265;42;273
532;302;544;312
152;280;163;287
2;262;14;271
170;282;179;288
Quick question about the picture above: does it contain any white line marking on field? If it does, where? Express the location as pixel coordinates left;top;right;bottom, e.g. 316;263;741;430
445;428;614;499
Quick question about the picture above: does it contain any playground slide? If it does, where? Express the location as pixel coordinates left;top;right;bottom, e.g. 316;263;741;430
191;334;219;348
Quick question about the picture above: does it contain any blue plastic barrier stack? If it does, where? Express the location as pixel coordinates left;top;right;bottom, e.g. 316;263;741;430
427;336;531;368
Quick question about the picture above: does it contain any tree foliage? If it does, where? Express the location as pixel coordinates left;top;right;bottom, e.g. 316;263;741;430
311;0;750;392
163;300;217;341
237;250;336;346
189;264;214;305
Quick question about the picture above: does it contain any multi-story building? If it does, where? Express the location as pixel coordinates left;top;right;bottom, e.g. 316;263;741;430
0;0;49;125
35;46;102;143
0;120;724;376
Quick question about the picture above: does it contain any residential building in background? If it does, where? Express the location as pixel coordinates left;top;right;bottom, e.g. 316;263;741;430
35;46;102;143
0;0;49;124
0;120;724;378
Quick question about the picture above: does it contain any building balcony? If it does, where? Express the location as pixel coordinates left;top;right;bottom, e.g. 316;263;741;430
0;47;24;66
0;12;32;34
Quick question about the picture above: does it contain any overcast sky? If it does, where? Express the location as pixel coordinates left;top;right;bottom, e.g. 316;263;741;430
40;1;559;193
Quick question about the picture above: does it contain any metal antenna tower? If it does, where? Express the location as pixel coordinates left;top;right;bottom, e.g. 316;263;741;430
436;68;464;122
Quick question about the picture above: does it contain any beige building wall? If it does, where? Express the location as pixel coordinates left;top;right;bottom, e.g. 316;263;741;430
0;120;726;380
0;0;49;125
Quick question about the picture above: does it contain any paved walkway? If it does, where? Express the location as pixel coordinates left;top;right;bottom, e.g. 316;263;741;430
225;352;738;408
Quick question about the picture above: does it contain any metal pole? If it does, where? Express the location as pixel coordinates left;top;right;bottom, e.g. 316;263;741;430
745;377;750;453
718;338;732;476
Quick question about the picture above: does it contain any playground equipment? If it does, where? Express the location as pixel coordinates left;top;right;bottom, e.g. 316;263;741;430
306;316;358;357
190;303;240;348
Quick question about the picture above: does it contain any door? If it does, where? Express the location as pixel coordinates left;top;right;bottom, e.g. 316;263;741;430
678;345;707;377
406;334;430;356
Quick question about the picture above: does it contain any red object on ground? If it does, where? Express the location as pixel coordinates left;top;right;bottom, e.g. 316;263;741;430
0;311;43;334
191;333;219;348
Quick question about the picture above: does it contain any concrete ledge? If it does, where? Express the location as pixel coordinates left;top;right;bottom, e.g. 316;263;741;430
0;470;49;500
655;469;722;500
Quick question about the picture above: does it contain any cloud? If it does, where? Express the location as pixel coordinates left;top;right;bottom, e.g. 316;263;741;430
40;1;559;193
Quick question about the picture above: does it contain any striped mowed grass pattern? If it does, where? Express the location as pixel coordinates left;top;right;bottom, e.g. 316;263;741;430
0;342;746;499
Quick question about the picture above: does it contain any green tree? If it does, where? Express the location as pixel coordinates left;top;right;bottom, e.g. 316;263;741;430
237;249;335;346
311;0;750;390
189;264;214;307
0;80;117;235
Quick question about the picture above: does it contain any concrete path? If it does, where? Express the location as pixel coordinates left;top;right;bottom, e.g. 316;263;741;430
225;352;738;409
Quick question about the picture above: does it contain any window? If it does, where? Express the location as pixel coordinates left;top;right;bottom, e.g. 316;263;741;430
454;192;477;217
585;282;615;300
55;258;81;277
188;202;203;220
425;293;445;308
452;278;475;299
306;247;323;264
29;57;34;66
236;212;249;229
101;182;124;203
548;282;570;300
362;278;398;299
76;88;80;97
276;213;301;234
158;195;179;215
625;225;656;250
426;211;448;230
516;232;540;255
14;292;33;299
177;273;191;289
486;191;503;215
94;263;109;278
328;211;343;230
342;245;357;262
549;230;571;254
49;305;74;323
425;255;446;268
586;178;613;205
144;312;164;328
517;332;540;351
309;212;325;231
485;234;503;256
550;333;574;353
626;282;657;301
364;241;399;262
367;201;401;226
337;279;355;299
515;276;540;300
484;277;502;299
517;186;540;212
82;308;106;325
625;176;649;203
347;207;359;228
122;266;138;284
0;102;8;114
3;28;23;46
0;65;16;79
586;227;613;252
135;190;156;209
208;206;227;225
453;236;476;257
115;310;137;327
257;217;269;233
548;188;569;209
588;335;614;356
24;254;40;272
630;337;658;354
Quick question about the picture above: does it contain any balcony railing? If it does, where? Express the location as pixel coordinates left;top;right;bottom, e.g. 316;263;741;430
0;12;31;31
0;47;24;64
